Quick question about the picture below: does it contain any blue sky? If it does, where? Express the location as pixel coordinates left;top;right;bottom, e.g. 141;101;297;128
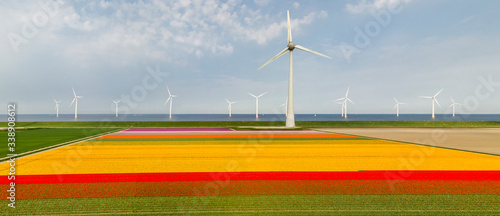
1;0;500;115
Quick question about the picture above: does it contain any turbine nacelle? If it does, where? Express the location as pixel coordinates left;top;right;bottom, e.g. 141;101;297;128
226;99;237;105
419;88;444;118
287;42;295;51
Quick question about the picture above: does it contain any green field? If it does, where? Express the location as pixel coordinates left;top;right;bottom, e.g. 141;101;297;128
2;195;500;215
0;128;118;158
1;123;500;215
11;120;500;128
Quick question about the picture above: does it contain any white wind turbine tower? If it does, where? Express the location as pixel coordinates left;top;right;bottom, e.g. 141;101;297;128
53;99;62;117
164;86;178;119
393;97;406;117
248;92;268;119
70;88;83;119
258;10;331;127
112;100;120;117
226;99;237;117
335;87;354;119
281;99;288;117
420;88;444;119
449;97;462;117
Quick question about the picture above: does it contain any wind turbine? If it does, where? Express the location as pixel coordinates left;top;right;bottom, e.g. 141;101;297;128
226;99;237;117
281;99;288;117
164;86;178;119
393;97;406;117
248;92;268;119
53;99;62;117
70;88;83;119
112;100;120;117
420;88;444;119
449;97;462;117
335;87;354;119
258;10;331;127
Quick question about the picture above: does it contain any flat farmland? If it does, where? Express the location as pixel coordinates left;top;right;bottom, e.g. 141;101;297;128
1;128;499;215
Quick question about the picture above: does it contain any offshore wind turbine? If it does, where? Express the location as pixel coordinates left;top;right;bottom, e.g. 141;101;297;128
393;97;406;117
248;92;268;119
226;99;237;117
420;88;444;119
258;10;331;127
449;97;462;117
53;99;62;117
335;87;354;119
164;86;178;119
112;100;120;117
70;88;83;119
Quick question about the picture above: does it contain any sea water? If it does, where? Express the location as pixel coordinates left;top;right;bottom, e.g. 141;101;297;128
1;114;500;122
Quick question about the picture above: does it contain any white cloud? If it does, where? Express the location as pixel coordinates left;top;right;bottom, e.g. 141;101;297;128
345;0;411;14
0;1;329;65
99;0;111;9
51;1;326;62
293;2;300;9
195;49;203;58
234;10;328;44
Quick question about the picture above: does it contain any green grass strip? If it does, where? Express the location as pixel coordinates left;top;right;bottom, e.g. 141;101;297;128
0;128;118;157
2;195;500;215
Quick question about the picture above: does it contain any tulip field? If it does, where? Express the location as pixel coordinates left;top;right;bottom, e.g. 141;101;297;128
1;128;500;215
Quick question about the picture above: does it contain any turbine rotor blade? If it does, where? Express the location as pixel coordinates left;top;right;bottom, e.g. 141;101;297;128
335;97;344;101
258;91;268;98
258;48;289;70
420;96;432;99
70;98;76;107
167;86;171;96
394;104;398;109
435;98;441;108
393;97;398;103
72;88;76;97
248;93;257;98
164;97;171;105
295;45;332;59
347;98;355;104
287;10;292;43
345;87;350;97
434;88;444;97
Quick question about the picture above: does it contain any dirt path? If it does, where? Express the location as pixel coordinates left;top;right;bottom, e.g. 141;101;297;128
316;128;500;155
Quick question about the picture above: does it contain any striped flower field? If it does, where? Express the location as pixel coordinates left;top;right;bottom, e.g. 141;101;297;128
1;128;500;214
